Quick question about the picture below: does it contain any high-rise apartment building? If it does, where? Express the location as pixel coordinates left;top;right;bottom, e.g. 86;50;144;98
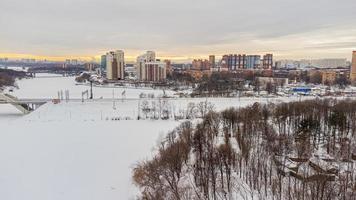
262;54;273;69
221;55;230;70
101;55;106;71
351;51;356;84
71;59;78;65
136;51;166;82
222;54;247;70
106;50;125;80
209;55;215;68
85;63;94;71
137;51;156;81
164;60;172;76
237;54;247;69
143;62;167;82
246;55;261;69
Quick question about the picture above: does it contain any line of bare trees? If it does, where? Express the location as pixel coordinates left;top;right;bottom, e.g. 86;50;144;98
138;99;215;120
133;98;356;200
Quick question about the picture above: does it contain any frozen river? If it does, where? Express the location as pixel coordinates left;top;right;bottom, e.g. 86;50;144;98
8;73;176;99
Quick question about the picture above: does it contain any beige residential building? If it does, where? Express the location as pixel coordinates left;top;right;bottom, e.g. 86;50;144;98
136;51;156;81
106;50;125;80
136;51;166;82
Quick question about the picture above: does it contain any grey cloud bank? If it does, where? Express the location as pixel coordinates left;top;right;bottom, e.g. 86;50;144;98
0;0;356;59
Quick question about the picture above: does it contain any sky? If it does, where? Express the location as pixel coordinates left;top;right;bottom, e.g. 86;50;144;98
0;0;356;62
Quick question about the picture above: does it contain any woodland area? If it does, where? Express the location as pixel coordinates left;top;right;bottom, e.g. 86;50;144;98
0;68;27;88
133;99;356;200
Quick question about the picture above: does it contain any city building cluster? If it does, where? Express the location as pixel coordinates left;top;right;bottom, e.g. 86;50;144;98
221;53;273;70
185;53;273;79
101;50;167;82
189;53;273;72
1;50;356;86
99;52;274;82
97;50;356;85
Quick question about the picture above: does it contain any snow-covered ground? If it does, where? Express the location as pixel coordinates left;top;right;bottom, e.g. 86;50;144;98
0;75;354;200
0;119;179;200
0;104;24;122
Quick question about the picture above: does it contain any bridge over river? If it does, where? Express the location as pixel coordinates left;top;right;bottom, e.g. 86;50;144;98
0;93;50;114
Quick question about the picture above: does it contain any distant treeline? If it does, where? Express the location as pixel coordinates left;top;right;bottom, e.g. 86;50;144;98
28;66;86;75
0;68;27;88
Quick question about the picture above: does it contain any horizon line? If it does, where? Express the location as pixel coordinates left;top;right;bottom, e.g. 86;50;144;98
0;52;353;63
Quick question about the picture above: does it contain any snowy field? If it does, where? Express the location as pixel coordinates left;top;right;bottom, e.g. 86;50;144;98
0;75;354;200
0;119;179;200
0;104;24;122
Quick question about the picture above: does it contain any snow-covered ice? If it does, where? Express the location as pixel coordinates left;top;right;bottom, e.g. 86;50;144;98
9;75;176;99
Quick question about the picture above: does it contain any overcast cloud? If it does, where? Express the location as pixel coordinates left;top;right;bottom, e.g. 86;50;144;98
0;0;356;60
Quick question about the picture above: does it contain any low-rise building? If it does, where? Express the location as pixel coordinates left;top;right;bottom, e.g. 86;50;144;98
192;59;210;71
187;70;212;80
256;77;289;88
321;71;337;85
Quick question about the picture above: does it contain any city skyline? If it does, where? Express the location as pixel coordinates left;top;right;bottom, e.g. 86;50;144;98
1;0;356;62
